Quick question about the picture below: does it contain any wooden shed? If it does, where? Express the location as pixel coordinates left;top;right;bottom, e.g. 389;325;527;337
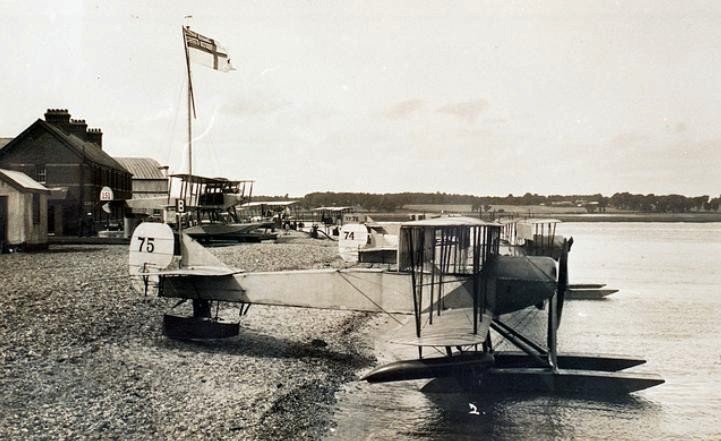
0;168;50;252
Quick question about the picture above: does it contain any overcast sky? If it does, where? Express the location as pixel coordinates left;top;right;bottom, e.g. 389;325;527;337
1;1;720;196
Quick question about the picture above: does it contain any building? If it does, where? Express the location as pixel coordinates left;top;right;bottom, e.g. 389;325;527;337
115;157;168;199
0;168;50;251
0;109;132;235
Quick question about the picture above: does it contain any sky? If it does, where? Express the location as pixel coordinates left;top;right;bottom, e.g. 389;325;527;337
1;0;720;197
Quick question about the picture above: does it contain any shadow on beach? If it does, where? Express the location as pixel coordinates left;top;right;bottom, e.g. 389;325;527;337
149;324;375;369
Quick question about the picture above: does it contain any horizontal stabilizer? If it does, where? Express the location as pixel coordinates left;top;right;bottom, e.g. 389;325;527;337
140;267;241;277
161;273;246;303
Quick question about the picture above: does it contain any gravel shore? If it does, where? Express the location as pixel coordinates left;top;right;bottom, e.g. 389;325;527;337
0;233;383;439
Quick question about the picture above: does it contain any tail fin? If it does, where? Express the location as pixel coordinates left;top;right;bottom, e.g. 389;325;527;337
129;222;175;293
179;232;229;269
338;223;369;263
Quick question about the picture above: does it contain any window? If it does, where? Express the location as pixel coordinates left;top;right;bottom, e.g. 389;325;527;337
36;165;46;184
32;193;40;224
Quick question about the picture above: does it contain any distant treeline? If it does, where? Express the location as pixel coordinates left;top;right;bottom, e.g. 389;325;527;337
252;192;721;213
607;192;720;213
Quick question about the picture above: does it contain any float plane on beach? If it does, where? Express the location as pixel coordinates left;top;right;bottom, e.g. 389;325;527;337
128;216;662;396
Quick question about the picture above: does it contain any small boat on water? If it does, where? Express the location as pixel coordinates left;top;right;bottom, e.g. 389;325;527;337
566;286;619;300
568;283;606;289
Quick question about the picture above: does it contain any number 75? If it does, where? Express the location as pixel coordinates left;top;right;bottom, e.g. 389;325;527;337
137;236;155;252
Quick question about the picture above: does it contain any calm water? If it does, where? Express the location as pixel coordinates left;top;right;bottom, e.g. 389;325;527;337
329;223;721;440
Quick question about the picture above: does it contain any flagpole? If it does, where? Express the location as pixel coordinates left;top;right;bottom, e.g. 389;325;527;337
182;26;197;175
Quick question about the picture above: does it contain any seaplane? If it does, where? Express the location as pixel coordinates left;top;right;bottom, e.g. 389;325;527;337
129;215;663;395
125;173;276;242
339;216;620;300
168;174;276;242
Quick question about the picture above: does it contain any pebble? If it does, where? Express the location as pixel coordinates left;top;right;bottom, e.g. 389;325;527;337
0;236;376;439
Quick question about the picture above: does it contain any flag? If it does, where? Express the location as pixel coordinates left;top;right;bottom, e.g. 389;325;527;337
183;27;235;72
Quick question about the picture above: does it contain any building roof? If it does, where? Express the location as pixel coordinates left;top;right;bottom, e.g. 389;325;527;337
0;119;128;173
0;168;50;194
40;120;128;172
115;157;167;179
0;138;13;149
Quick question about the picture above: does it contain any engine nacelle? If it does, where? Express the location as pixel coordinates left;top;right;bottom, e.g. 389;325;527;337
484;255;557;316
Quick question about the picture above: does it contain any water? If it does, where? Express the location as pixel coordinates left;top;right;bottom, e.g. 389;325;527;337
329;223;721;440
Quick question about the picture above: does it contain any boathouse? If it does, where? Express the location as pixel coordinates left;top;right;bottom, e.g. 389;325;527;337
0;169;50;252
0;109;132;235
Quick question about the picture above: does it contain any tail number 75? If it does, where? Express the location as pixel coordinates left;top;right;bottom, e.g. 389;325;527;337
136;236;155;253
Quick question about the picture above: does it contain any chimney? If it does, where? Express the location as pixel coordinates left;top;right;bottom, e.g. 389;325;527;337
44;108;71;131
87;128;103;148
68;119;88;140
159;165;169;178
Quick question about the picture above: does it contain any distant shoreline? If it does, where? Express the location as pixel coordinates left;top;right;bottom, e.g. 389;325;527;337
523;213;721;223
368;211;721;223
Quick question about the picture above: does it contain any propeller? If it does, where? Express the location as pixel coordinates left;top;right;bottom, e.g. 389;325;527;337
555;237;570;326
546;237;570;369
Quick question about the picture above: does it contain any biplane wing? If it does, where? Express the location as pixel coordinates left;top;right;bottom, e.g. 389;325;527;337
390;308;491;348
240;200;297;208
125;195;174;214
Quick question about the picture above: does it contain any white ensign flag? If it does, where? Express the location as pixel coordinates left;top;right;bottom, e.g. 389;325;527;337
183;27;235;72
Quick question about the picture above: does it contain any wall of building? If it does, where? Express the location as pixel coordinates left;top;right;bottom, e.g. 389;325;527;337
0;124;131;235
0;180;48;247
132;178;169;196
23;192;48;246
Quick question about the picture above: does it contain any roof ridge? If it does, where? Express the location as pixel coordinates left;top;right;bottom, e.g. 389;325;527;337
40;120;129;173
